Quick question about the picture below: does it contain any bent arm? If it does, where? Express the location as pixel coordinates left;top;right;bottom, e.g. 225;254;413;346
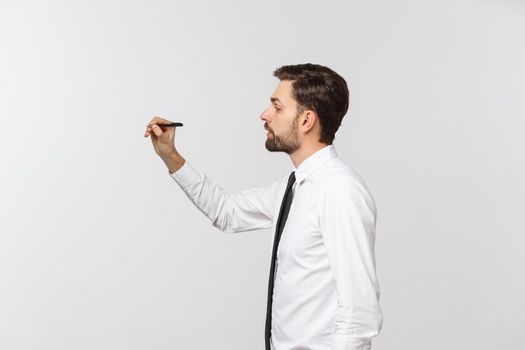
319;178;383;350
169;160;277;233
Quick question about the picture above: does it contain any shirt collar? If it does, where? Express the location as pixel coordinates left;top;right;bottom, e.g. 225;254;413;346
293;144;338;184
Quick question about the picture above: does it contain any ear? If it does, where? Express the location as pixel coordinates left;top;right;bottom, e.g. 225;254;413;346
301;110;318;132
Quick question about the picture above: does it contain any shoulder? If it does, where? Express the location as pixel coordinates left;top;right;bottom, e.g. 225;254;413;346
319;158;377;214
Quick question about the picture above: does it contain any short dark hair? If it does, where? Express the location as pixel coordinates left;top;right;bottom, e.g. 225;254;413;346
273;63;349;145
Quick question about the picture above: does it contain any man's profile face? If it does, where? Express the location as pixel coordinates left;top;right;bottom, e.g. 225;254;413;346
260;80;302;154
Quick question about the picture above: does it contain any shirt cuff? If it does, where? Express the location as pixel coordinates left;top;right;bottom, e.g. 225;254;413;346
335;336;371;350
168;160;199;189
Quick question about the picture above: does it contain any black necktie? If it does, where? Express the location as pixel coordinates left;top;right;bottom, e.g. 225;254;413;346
265;171;296;350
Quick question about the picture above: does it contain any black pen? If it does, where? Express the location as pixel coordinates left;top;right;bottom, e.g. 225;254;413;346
149;122;183;127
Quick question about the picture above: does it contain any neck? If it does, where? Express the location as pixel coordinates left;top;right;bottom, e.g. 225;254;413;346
290;143;329;169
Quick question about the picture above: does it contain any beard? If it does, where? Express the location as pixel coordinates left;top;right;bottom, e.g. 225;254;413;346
265;116;301;154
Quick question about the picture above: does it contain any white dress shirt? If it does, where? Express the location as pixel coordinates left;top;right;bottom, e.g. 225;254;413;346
169;144;383;350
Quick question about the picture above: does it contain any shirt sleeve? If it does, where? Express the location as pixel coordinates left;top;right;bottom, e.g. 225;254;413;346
169;160;278;233
319;176;383;350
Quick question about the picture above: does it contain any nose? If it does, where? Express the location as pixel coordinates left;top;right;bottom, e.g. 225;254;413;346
260;106;271;122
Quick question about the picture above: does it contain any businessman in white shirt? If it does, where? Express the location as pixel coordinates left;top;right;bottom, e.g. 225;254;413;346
144;63;383;350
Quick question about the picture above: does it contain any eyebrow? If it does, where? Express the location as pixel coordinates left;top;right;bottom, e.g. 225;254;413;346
270;97;284;106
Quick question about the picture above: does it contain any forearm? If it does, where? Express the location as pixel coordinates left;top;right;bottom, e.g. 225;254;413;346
162;151;186;174
168;160;276;233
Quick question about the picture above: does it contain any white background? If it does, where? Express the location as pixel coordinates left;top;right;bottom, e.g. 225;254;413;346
1;0;524;349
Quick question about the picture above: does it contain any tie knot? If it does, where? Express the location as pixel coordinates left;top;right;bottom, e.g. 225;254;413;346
287;171;296;187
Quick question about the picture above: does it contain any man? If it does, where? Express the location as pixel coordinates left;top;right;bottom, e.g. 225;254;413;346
144;63;383;350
